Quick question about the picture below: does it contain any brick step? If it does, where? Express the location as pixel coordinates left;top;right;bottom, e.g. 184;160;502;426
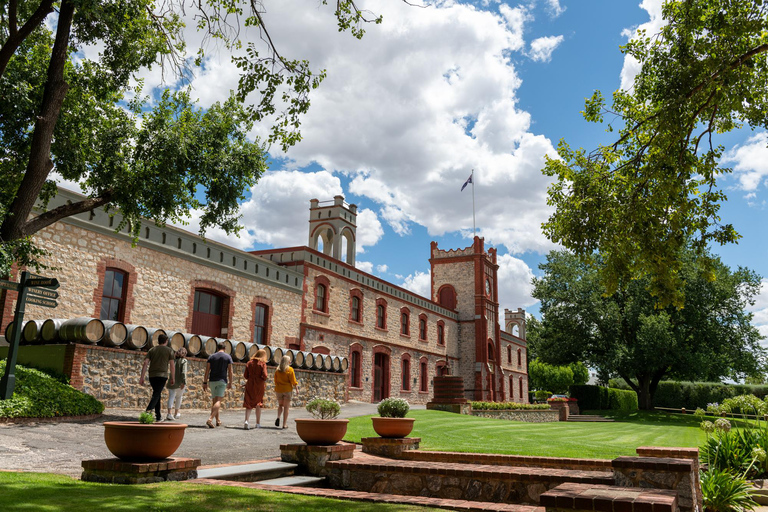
541;482;678;512
191;478;544;512
325;453;614;505
400;450;612;471
197;461;297;482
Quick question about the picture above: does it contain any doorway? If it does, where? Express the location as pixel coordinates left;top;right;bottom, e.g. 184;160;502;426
373;352;390;402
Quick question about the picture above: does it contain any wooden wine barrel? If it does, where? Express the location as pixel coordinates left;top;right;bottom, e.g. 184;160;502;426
41;319;65;343
166;331;185;351
183;333;202;356
22;320;44;344
317;354;331;371
331;355;342;372
4;320;16;342
282;348;295;366
340;356;349;372
101;320;128;347
249;343;274;362
124;325;149;350
221;339;233;356
145;328;166;350
286;349;305;368
303;351;317;370
234;341;252;362
201;337;218;358
270;346;284;366
59;317;104;344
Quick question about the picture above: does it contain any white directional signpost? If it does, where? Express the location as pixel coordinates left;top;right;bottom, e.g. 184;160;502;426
0;271;59;400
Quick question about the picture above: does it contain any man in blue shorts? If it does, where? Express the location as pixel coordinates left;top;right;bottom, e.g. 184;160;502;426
203;341;233;428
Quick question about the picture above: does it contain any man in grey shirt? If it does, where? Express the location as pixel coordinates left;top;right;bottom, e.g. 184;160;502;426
203;341;233;428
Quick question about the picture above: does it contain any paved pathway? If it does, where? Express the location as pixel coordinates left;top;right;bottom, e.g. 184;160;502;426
0;401;409;477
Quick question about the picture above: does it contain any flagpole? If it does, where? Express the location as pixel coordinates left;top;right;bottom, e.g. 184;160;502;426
471;169;476;237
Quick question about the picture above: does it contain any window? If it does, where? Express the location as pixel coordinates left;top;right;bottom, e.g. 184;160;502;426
376;299;387;330
351;296;361;321
507;346;512;364
315;284;327;312
517;348;522;366
509;376;514;399
418;314;427;341
100;269;126;321
192;289;224;338
254;304;268;345
401;356;411;391
350;350;362;387
519;377;524;400
400;309;410;336
437;285;456;311
437;321;445;346
420;358;428;392
349;289;363;323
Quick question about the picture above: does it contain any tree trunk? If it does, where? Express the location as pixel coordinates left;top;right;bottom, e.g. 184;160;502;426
0;0;74;243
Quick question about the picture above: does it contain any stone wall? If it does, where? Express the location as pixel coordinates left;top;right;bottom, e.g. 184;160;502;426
73;344;346;409
469;409;559;423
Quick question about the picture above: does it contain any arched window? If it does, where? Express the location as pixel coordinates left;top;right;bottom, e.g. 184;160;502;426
254;304;268;344
418;314;427;341
401;354;411;391
100;268;127;321
419;358;428;392
437;321;445;346
517;348;522;366
376;299;387;330
507;346;512;364
519;376;524;400
509;376;515;399
315;284;327;312
349;289;363;324
487;341;495;361
437;284;457;311
350;345;363;388
192;289;224;338
400;308;410;336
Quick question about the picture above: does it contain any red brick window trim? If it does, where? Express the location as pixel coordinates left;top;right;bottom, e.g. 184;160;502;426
507;345;512;364
314;275;331;313
419;357;429;393
401;353;412;391
517;348;522;367
436;320;445;346
250;297;273;345
519;376;524;400
93;258;137;324
436;360;448;377
349;343;363;388
375;298;387;331
509;375;515;400
418;313;428;342
186;280;236;337
349;288;364;325
437;284;457;311
399;307;410;337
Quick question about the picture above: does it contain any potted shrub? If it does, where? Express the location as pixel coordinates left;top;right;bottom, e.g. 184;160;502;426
103;412;187;461
295;398;349;445
372;398;414;438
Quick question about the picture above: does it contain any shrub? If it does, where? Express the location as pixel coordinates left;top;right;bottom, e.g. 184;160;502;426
378;398;409;418
609;379;768;410
0;361;104;418
138;412;155;424
305;398;341;419
570;384;610;409
608;388;638;412
700;468;757;512
534;390;552;401
471;401;550;411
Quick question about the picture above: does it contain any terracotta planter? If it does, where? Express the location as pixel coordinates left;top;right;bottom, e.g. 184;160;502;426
294;418;349;445
371;417;415;438
103;421;187;461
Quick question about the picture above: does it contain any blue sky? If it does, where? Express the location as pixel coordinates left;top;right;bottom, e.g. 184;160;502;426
102;0;768;336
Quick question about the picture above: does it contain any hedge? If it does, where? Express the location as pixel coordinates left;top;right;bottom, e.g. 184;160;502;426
0;361;104;418
608;379;768;409
471;401;551;411
569;384;638;412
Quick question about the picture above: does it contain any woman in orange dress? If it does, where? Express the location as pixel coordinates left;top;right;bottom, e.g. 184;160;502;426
243;349;268;430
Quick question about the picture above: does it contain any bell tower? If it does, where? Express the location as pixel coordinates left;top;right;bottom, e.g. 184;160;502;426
308;196;357;265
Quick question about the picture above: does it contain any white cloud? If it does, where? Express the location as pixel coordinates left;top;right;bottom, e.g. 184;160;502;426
356;260;374;273
748;278;768;344
528;35;564;62
355;208;384;253
544;0;566;18
722;132;768;192
376;264;389;273
401;270;432;298
496;253;537;312
620;0;665;90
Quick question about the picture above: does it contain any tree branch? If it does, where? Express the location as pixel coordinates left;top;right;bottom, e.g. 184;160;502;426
0;0;55;79
21;192;114;238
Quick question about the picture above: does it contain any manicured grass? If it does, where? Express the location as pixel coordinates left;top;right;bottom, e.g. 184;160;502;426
0;472;438;511
344;409;707;459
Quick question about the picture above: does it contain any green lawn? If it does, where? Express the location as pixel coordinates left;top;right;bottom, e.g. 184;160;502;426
344;409;708;459
0;472;438;511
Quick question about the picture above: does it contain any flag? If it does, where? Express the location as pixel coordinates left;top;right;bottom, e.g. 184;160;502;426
461;173;473;192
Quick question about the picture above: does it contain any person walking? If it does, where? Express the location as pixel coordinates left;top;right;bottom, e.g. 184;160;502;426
203;341;233;428
274;355;298;429
139;334;175;422
243;349;268;430
166;347;188;421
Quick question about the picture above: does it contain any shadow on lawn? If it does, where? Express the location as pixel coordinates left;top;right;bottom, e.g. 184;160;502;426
592;410;753;429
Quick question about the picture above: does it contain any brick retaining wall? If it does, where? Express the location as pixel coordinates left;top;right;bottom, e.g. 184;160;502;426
470;409;559;423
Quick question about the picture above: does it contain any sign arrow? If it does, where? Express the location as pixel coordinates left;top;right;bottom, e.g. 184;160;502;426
27;287;59;300
0;280;19;292
24;295;58;309
26;277;59;289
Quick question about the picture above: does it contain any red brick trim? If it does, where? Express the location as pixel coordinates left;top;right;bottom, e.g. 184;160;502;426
399;307;410;337
401;353;412;391
436;320;445;346
349;342;363;388
375;298;388;330
418;313;428;342
436;284;457;311
249;296;274;345
313;275;331;313
92;258;138;323
185;280;236;337
348;288;364;325
419;356;429;392
64;343;89;389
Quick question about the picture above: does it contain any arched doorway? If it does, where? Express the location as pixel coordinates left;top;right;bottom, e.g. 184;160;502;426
372;349;391;402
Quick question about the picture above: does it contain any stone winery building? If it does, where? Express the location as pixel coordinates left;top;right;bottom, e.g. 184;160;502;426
0;189;529;405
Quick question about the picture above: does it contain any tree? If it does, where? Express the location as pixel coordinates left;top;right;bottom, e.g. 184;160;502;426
527;359;589;394
532;249;765;409
0;0;401;275
543;0;768;308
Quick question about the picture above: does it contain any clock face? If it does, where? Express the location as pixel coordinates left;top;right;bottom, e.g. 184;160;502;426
485;278;492;296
